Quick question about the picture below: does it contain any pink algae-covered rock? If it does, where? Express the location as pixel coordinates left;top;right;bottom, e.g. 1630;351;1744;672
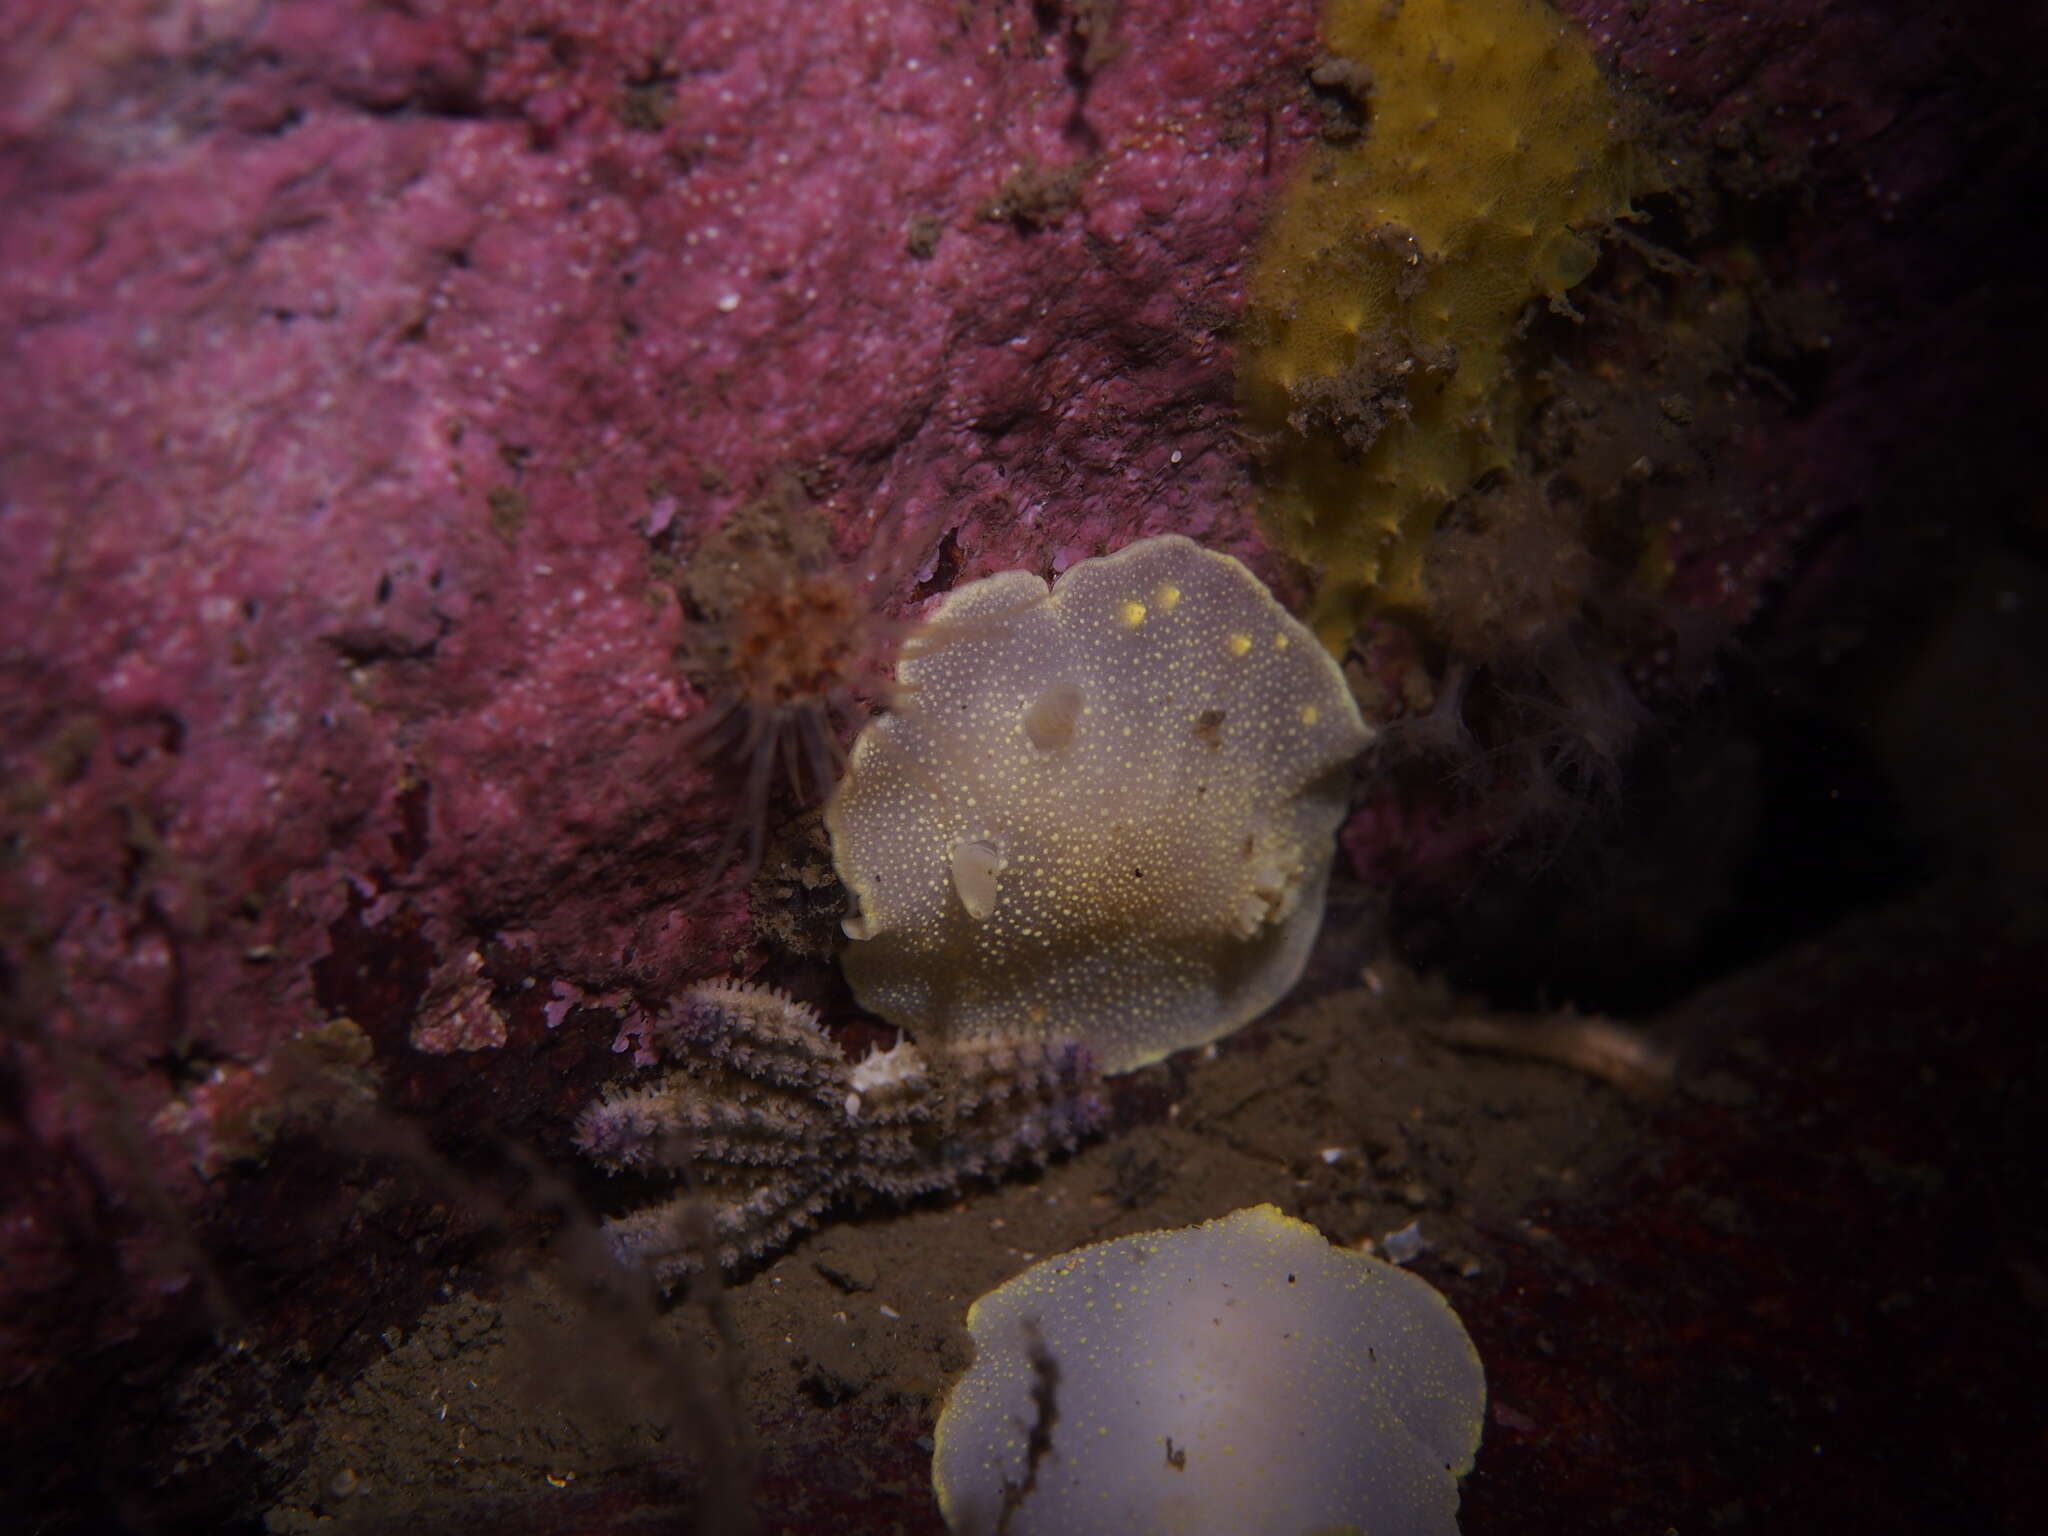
0;0;1321;1399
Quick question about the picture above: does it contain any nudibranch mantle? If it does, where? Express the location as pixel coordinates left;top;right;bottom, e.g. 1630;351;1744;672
827;535;1372;1074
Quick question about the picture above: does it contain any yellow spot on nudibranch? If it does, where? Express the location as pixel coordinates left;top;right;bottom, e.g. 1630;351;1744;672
1227;633;1253;657
1121;600;1148;628
1301;705;1320;725
1273;633;1291;651
1156;584;1182;612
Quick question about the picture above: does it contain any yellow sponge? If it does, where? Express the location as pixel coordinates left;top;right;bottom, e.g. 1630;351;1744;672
1242;0;1653;644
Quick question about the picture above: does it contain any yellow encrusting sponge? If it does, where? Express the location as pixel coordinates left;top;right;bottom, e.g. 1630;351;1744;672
1242;0;1654;644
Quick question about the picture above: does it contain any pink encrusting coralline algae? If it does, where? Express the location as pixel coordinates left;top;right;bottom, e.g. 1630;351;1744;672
0;0;1323;1386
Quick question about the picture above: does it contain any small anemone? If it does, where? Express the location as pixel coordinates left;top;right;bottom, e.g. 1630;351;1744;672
1371;478;1658;860
674;495;934;881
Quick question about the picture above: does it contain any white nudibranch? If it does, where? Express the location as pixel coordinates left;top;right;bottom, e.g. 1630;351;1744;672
826;536;1373;1074
932;1204;1487;1536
